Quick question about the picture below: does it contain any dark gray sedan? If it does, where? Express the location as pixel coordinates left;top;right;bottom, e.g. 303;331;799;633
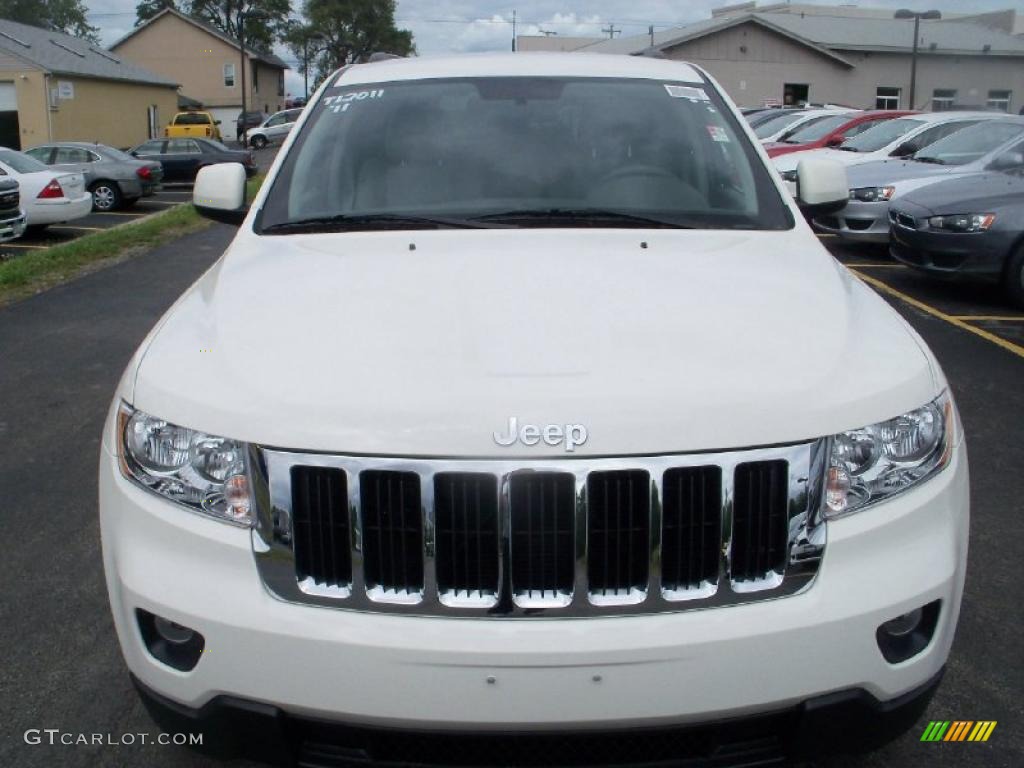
24;142;163;211
889;166;1024;307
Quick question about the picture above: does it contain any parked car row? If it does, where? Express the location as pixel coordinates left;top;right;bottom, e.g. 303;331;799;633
0;135;255;245
749;107;1024;307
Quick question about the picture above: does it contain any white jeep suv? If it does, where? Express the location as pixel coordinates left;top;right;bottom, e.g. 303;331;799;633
100;53;969;767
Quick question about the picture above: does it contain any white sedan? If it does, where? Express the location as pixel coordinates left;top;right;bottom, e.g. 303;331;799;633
0;147;92;230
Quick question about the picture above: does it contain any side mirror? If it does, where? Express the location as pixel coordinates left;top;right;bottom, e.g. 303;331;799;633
795;157;848;219
193;163;248;226
825;135;846;147
214;119;222;125
891;141;918;157
989;151;1024;171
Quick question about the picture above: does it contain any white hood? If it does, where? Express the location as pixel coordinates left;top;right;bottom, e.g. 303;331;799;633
130;228;938;457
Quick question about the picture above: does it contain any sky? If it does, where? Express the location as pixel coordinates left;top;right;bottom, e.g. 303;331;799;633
87;1;1017;99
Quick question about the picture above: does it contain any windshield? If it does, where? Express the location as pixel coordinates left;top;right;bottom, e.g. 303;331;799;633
914;122;1024;166
841;118;923;153
0;149;48;173
99;146;137;162
783;114;851;143
753;111;810;139
258;77;792;233
174;113;211;125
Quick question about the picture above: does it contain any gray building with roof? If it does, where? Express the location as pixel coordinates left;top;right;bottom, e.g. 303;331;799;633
0;18;179;149
519;2;1024;113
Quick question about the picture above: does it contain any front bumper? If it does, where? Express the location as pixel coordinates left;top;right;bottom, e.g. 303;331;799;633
132;666;945;766
890;223;1011;279
0;210;27;241
100;428;969;737
814;199;890;243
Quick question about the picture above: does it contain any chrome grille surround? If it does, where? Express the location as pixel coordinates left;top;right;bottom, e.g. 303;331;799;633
250;440;827;618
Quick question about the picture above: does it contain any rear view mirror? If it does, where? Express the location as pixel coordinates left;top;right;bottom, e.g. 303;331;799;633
989;151;1024;171
892;141;919;157
193;163;248;226
795;157;848;219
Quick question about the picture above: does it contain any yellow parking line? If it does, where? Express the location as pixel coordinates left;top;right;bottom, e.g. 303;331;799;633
140;200;180;206
851;269;1024;360
1;242;48;249
91;211;146;217
816;233;837;238
49;225;103;231
951;315;1024;322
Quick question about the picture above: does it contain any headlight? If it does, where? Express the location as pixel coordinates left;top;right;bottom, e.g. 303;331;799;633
849;186;895;203
926;213;995;233
117;403;253;525
824;392;955;519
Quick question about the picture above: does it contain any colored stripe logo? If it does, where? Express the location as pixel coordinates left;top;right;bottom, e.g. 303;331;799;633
921;721;997;742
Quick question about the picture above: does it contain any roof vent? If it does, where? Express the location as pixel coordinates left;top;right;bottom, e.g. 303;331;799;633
0;29;30;48
50;39;86;58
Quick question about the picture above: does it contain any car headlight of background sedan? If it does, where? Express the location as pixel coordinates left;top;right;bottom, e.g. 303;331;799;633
117;403;253;525
825;392;955;518
849;186;895;203
926;213;995;233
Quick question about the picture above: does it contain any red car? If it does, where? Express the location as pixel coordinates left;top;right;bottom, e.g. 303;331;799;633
765;110;916;158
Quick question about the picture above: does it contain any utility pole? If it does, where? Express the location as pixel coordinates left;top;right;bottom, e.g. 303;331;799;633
894;9;941;109
239;7;248;136
512;10;517;52
649;25;655;47
602;23;621;39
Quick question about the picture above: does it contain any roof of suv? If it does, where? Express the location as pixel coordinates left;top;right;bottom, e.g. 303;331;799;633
336;52;704;86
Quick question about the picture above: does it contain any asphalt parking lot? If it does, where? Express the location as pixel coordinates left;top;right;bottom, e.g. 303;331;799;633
0;145;278;261
0;225;1020;768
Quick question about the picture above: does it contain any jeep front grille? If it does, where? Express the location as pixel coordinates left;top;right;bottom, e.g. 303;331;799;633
252;442;826;617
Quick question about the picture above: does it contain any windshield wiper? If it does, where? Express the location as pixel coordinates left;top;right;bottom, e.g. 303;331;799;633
913;156;946;165
260;213;508;234
472;208;696;229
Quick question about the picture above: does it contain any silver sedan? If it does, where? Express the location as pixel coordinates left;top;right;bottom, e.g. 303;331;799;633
23;142;163;211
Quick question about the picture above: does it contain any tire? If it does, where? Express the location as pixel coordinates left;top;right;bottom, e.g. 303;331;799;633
1004;242;1024;309
90;181;122;212
250;135;267;150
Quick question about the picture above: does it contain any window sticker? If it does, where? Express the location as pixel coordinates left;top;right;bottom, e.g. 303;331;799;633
706;125;730;143
664;84;709;101
321;89;384;114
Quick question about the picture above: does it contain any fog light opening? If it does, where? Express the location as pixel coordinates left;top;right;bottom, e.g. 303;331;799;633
137;609;205;671
876;600;941;664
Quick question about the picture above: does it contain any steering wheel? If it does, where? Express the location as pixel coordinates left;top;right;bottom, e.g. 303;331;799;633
598;164;679;183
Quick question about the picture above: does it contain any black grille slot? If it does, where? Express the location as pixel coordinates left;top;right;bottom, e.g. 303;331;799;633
731;461;789;582
291;466;351;588
435;473;500;599
661;466;721;591
509;473;575;600
587;470;650;596
360;470;423;594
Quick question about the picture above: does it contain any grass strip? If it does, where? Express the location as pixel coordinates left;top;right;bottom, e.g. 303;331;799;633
0;175;264;307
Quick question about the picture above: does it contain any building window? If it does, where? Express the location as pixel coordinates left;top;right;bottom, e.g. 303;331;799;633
932;89;957;111
987;90;1012;112
223;63;235;87
875;86;900;110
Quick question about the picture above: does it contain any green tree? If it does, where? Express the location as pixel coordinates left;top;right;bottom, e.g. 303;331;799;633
186;0;292;53
296;0;413;82
0;0;99;42
135;0;177;26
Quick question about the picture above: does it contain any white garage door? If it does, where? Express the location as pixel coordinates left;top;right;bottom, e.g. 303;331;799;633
209;107;241;135
0;82;16;111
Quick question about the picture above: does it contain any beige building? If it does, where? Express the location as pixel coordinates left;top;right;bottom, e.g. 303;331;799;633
519;3;1024;112
111;8;289;138
0;18;179;150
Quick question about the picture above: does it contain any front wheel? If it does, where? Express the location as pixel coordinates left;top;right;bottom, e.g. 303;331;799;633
90;181;122;212
249;135;268;150
1004;243;1024;309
